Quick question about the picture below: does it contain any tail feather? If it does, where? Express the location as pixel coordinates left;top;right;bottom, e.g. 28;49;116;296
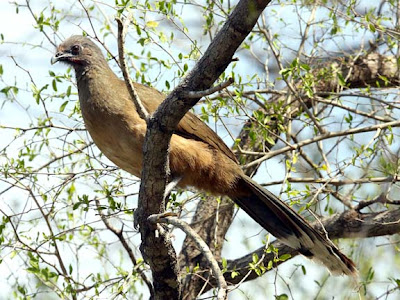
232;175;357;277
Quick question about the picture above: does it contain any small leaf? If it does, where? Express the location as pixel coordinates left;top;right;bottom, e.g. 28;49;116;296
279;254;291;261
301;265;306;275
59;101;68;112
72;202;81;210
369;23;376;33
146;21;159;28
52;79;57;91
222;258;227;268
66;85;72;97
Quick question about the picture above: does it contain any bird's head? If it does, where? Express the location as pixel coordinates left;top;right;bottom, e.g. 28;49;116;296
51;35;104;68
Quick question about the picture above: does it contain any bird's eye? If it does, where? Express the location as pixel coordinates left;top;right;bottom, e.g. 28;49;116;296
71;45;80;55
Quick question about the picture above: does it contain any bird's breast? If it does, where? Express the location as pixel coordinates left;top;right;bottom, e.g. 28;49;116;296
79;93;146;178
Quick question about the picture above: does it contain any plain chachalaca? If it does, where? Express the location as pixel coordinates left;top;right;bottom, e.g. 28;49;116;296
51;35;357;276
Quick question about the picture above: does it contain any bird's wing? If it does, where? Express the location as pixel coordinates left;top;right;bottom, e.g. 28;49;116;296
133;82;238;163
176;111;238;163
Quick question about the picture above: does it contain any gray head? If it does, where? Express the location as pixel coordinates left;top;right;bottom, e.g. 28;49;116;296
51;35;106;68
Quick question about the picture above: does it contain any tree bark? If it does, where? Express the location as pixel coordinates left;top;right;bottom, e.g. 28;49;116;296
136;0;272;299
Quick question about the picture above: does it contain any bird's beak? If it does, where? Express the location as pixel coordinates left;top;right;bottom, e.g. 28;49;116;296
51;51;72;65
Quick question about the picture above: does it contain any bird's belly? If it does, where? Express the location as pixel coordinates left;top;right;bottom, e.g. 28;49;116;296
96;139;143;177
82;110;144;178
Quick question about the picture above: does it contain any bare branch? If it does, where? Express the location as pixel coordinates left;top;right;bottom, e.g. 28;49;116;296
263;175;400;187
313;96;393;122
245;119;400;169
149;213;228;300
185;78;234;98
356;194;400;211
116;16;149;120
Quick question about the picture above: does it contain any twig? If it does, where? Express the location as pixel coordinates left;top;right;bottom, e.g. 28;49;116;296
25;0;56;47
148;213;228;300
262;175;400;187
95;199;154;297
116;16;149;120
259;20;326;134
356;193;400;211
11;56;52;124
244;119;400;169
314;96;393;122
164;175;182;199
7;174;77;299
185;78;234;98
229;236;270;293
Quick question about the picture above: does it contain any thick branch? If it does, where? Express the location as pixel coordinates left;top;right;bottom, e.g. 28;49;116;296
210;208;400;289
136;0;272;299
316;53;400;91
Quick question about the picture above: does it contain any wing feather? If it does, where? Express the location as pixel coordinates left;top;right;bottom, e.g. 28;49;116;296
133;82;238;163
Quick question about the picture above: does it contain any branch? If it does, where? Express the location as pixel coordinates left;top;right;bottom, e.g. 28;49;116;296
179;197;235;299
196;208;400;291
244;119;400;169
180;50;400;295
185;78;234;99
355;194;400;211
136;0;272;298
148;214;228;300
262;175;400;187
116;16;149;120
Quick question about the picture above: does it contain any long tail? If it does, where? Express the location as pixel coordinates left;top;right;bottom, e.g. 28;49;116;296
231;175;357;276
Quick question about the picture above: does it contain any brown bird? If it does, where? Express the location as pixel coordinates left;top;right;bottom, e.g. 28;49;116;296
51;35;357;276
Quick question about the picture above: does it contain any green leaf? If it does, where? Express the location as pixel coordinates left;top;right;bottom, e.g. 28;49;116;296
301;265;306;275
66;85;72;97
394;278;400;287
279;254;291;261
222;258;227;269
265;135;275;146
368;23;376;33
337;72;346;86
231;270;239;278
146;21;159;28
52;79;57;91
252;253;259;263
59;101;68;112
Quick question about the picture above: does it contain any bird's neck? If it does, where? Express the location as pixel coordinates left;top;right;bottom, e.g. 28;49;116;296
75;61;122;116
74;61;112;82
75;62;118;93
